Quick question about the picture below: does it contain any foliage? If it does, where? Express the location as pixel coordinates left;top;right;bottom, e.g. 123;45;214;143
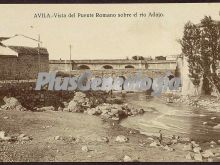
180;16;220;97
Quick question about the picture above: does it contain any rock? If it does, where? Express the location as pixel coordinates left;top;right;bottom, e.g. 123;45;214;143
183;144;193;151
63;108;69;112
129;130;136;134
111;117;120;121
179;137;191;142
171;139;178;144
17;134;31;141
123;155;132;162
210;144;214;148
163;145;174;151
0;131;11;141
97;137;109;143
218;140;220;144
55;136;60;140
115;135;129;143
191;141;199;147
194;153;203;161
67;92;92;113
63;101;68;108
207;158;213;162
147;137;154;141
210;141;216;144
1;97;27;111
111;108;119;115
87;108;99;115
37;106;55;111
150;141;159;147
185;153;193;160
202;150;214;158
67;100;79;112
82;146;89;152
203;122;207;125
213;124;220;129
58;107;63;111
193;147;202;153
211;117;216;120
3;116;8;119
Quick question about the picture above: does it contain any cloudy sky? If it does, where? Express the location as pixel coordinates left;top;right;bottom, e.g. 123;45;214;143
0;3;219;60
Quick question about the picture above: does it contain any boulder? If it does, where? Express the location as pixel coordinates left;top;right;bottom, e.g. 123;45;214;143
179;137;191;142
191;141;199;147
54;136;61;140
0;131;11;141
207;158;213;162
97;136;109;143
67;100;79;112
163;145;174;151
193;147;202;153
111;108;119;115
17;134;32;141
58;107;63;111
210;141;216;144
185;152;193;160
213;124;220;129
115;135;129;143
150;141;160;147
87;108;100;115
202;150;214;158
147;137;154;141
82;146;89;152
123;155;132;162
183;144;193;151
194;153;203;161
1;97;27;111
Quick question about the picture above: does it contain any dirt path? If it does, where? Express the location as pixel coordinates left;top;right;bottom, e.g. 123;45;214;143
0;110;218;162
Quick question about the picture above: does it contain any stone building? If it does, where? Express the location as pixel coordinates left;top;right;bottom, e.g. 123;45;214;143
0;36;49;80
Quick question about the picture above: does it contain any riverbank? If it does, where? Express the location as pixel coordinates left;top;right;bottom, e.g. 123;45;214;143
0;92;220;162
1;109;219;162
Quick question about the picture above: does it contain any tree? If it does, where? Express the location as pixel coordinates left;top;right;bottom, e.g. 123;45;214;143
132;55;144;60
180;16;220;98
200;16;220;95
180;21;202;95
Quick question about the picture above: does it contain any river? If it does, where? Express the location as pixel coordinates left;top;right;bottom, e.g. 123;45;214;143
120;93;220;142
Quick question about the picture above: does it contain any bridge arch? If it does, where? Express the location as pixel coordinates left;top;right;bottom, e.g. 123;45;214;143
125;65;135;69
78;65;90;70
102;65;113;69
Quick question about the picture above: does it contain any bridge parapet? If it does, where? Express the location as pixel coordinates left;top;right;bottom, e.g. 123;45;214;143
56;69;175;79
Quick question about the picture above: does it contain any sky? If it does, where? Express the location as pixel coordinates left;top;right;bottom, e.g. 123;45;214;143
0;3;219;60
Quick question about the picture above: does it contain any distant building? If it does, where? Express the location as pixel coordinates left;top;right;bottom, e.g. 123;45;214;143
144;56;153;61
155;56;166;60
0;35;49;80
166;55;178;61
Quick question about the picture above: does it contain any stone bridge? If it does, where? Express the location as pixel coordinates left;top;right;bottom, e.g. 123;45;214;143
55;69;176;80
50;59;177;72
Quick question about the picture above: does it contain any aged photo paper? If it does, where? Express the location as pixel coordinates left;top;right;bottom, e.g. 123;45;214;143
0;3;220;162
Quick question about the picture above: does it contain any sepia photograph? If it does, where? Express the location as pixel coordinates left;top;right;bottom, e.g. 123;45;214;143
0;3;220;162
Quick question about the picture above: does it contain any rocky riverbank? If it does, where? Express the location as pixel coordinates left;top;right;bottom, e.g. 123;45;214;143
161;93;220;112
0;92;220;162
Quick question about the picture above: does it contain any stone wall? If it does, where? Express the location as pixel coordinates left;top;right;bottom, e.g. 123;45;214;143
0;56;18;80
0;53;49;80
17;53;49;79
0;81;74;110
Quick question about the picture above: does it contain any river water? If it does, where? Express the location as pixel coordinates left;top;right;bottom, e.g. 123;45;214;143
120;93;220;142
